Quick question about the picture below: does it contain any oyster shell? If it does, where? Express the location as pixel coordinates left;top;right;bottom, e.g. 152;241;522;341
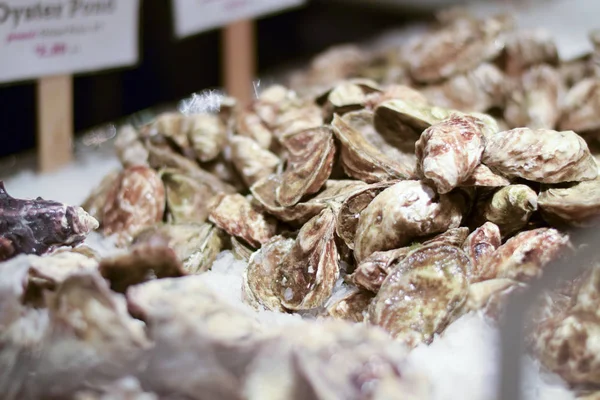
150;113;192;152
416;114;486;194
336;180;399;250
459;164;510;187
477;228;570;282
482;128;598;183
161;168;218;224
188;114;227;162
325;286;374;322
319;79;381;120
114;125;149;168
466;278;524;318
500;29;559;76
230;136;280;187
422;227;470;247
82;169;120;223
538;178;600;227
504;64;563;129
133;223;225;274
463;222;502;279
100;166;165;244
331;114;413;183
354;180;463;262
208;193;277;248
277;208;339;310
473;184;539;238
350;247;411;293
0;182;98;261
231;237;255;262
559;78;600;134
236;108;273;149
276;127;336;207
374;99;451;137
243;236;294;312
369;244;470;347
408;14;510;83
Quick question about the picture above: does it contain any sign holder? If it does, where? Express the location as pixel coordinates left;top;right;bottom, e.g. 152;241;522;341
36;74;73;172
222;20;255;107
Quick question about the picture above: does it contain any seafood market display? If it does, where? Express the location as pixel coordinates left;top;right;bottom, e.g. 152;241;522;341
3;9;600;399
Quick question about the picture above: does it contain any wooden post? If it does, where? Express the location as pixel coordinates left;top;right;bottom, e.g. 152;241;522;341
222;20;256;106
36;75;74;173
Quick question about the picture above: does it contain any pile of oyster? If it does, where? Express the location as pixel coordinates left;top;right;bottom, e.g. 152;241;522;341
4;9;600;399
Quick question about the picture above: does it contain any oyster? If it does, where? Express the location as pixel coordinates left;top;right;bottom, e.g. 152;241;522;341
422;63;507;112
100;166;165;244
277;208;339;310
188;114;227;162
243;236;294;312
482;128;598;183
559;78;600;134
336;180;399;250
161;168;218;224
229;136;280;187
500;29;559;76
463;222;502;279
276;127;336;207
459;164;510;187
415;114;485;194
538;178;600;227
422;227;470;247
231;237;254;262
350;247;411;293
365;84;428;109
374;99;451;137
473;184;538;238
331;114;413;183
408;14;510;83
114;125;149;168
272;102;324;142
466;278;524;318
209;193;277;248
133;223;225;274
73;377;158;400
81;169;120;223
477;228;570;282
325;286;374;322
319;79;381;121
354;180;463;262
0;182;98;261
236;108;273;149
369;244;470;347
150;112;192;152
504;64;563;129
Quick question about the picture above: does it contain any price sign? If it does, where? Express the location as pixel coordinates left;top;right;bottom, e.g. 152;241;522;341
172;0;304;38
0;0;140;83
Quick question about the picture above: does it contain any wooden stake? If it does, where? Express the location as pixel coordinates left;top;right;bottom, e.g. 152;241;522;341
222;20;256;106
36;75;73;173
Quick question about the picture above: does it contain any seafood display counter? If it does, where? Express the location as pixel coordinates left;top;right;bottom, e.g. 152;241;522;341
2;8;600;400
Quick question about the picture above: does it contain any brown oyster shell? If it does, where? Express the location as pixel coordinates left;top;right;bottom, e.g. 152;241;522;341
320;79;381;121
133;223;225;274
369;244;470;347
538;178;600;227
559;56;593;89
251;177;365;226
408;15;510;83
374;99;451;137
559;78;600;134
101;166;166;244
243;236;294;312
161;168;218;224
208;193;277;248
229;136;280;187
276;127;336;207
504;64;563;130
272;102;324;142
466;278;524;318
277;208;339;310
331;114;413;183
114;125;149;168
188;114;227;162
463;222;502;280
422;63;507;112
99;242;186;293
416;114;485;194
350;247;411;293
477;228;570;282
236;108;273;149
459;164;510;188
364;84;428;109
231;237;255;262
81;169;120;223
325;286;374;322
336;180;399;250
422;227;470;247
473;184;539;238
150;113;192;152
500;29;559;77
354;180;463;262
482;128;598;183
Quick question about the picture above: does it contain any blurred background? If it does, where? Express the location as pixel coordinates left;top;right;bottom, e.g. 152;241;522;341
0;0;596;159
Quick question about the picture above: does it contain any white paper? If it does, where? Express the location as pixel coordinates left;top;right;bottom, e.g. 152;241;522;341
0;0;140;83
172;0;305;39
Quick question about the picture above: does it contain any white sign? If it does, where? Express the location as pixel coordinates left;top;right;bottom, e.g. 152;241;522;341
172;0;305;39
0;0;140;83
